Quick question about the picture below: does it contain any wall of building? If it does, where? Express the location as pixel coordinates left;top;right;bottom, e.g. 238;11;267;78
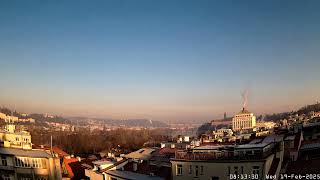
232;113;256;131
171;158;273;180
0;154;61;180
263;154;275;177
85;169;104;180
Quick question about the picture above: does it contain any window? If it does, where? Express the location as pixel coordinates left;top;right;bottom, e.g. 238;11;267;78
16;137;20;141
195;165;199;177
200;165;204;175
290;155;295;161
15;157;30;168
176;164;183;176
21;178;31;180
41;159;47;169
1;156;7;166
252;166;260;176
189;165;192;174
133;163;137;171
32;158;42;168
3;175;10;180
234;166;238;176
15;157;44;168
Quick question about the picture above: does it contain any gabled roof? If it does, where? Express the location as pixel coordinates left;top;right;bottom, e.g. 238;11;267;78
149;148;177;164
124;148;157;160
0;147;52;158
100;158;128;173
262;134;284;143
33;145;69;158
93;160;113;166
157;148;177;155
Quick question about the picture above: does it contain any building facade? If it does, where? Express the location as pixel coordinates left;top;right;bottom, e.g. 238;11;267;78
232;108;256;131
0;147;62;180
171;140;284;180
0;120;62;180
0;124;32;150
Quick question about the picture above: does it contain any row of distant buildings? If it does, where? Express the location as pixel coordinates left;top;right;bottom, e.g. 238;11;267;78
204;107;276;144
0;112;35;124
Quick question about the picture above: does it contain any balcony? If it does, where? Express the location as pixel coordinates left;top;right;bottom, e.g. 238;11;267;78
174;148;275;161
0;165;14;171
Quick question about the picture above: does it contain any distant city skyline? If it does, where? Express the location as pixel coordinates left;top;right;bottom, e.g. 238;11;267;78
0;0;319;122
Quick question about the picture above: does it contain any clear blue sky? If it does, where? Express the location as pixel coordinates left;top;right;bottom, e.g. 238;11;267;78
0;0;319;122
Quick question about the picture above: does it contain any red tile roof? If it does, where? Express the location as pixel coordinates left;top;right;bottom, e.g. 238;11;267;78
63;157;94;180
32;145;69;158
158;148;177;155
201;142;235;146
52;147;70;157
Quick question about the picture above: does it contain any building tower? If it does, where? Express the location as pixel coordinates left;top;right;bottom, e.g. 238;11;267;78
232;91;256;131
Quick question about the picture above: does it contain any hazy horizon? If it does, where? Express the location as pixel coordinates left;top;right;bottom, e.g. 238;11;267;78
0;0;319;122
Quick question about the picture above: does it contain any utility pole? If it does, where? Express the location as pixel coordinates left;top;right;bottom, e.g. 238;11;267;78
51;135;53;156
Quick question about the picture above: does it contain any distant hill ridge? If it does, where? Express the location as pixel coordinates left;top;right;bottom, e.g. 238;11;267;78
0;107;168;128
68;117;169;128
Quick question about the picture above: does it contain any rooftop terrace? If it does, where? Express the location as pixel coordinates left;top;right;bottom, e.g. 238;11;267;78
173;142;276;161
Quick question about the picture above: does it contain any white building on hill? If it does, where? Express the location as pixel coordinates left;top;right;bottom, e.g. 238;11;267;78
232;108;256;131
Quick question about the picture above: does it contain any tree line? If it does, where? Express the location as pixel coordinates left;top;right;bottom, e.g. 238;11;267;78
30;127;171;155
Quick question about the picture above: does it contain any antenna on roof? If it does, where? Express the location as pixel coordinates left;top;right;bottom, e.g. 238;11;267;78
51;135;53;156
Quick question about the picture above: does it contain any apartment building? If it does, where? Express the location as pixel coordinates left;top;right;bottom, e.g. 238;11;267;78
0;121;62;180
0;147;62;180
85;148;167;180
171;136;284;180
0;113;7;120
0;124;32;150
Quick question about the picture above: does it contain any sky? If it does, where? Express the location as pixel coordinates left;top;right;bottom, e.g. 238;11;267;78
0;0;319;122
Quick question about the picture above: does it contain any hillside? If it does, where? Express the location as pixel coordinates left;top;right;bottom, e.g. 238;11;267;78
264;102;320;121
197;102;320;136
68;117;169;128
